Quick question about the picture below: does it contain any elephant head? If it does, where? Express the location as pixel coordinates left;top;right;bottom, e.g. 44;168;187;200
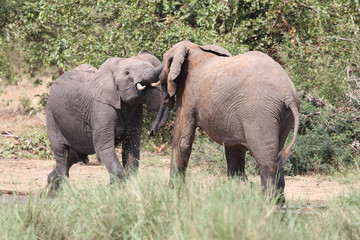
90;50;169;136
159;41;232;104
91;50;164;109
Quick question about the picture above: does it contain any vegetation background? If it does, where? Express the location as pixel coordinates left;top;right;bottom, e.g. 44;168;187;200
1;1;360;239
1;0;359;175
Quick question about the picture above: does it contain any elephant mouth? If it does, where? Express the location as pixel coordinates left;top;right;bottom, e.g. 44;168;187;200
136;80;161;91
136;83;147;91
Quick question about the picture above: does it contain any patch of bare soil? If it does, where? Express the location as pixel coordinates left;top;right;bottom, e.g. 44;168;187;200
0;158;358;204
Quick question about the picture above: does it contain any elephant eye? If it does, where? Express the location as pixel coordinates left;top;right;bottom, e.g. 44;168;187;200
125;70;130;75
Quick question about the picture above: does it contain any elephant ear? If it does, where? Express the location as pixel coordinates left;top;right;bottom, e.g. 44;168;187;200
199;45;232;57
167;43;189;98
91;58;123;109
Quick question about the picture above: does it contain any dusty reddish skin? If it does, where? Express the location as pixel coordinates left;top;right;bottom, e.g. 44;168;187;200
160;41;300;197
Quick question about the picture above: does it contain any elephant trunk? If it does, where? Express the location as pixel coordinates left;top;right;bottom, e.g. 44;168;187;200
142;63;164;85
149;100;170;136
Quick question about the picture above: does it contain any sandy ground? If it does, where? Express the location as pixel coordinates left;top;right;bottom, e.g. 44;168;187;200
0;158;358;205
0;78;359;204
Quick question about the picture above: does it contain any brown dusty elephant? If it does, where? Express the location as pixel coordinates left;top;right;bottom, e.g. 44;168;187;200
46;50;168;188
158;40;300;199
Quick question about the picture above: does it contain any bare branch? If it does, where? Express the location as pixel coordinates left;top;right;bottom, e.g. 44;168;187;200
1;131;19;139
231;9;238;35
351;15;358;38
344;65;360;106
270;9;283;32
298;4;319;14
323;36;354;42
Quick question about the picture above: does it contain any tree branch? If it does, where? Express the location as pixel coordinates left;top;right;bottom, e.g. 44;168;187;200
323;36;354;42
351;15;358;38
298;4;318;14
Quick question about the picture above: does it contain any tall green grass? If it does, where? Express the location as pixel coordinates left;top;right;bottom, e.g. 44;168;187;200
1;173;359;240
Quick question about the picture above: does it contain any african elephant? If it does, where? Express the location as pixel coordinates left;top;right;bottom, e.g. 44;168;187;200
46;50;168;188
159;41;300;199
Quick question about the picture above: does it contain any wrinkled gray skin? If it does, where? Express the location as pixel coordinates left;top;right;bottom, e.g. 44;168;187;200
159;41;300;200
46;50;168;188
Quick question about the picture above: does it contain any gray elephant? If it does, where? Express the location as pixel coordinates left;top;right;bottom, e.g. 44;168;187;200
158;41;300;200
46;50;168;188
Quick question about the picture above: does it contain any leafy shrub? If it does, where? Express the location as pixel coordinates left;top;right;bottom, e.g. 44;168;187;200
1;0;359;175
285;99;360;175
0;133;53;159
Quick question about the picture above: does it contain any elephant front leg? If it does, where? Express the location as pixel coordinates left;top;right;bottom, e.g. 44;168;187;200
96;146;125;182
122;128;141;176
92;113;125;182
169;116;196;184
93;129;125;182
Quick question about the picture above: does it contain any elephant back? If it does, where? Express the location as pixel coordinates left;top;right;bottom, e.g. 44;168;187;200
49;64;97;100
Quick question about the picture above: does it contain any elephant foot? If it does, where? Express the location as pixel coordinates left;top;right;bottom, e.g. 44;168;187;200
46;167;67;190
109;170;127;184
227;172;248;182
41;186;59;198
276;192;286;206
169;169;186;189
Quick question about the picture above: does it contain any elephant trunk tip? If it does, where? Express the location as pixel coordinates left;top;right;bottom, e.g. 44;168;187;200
149;128;157;137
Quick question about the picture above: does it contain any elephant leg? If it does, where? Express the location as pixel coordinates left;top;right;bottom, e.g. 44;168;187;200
46;113;68;189
225;147;247;181
244;121;284;200
92;110;125;182
47;145;68;189
65;149;88;177
122;127;141;175
170;114;196;183
96;146;124;182
93;133;124;182
259;163;285;204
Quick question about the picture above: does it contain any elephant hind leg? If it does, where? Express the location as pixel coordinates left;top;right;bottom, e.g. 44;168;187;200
47;146;86;189
244;124;284;200
47;145;69;189
46;110;67;189
66;148;88;176
224;146;247;181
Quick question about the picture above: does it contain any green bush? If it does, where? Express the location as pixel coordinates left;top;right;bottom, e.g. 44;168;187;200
286;99;360;175
1;0;359;174
0;133;53;159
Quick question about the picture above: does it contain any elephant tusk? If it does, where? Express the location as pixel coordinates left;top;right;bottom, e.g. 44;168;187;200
136;83;147;91
150;80;161;87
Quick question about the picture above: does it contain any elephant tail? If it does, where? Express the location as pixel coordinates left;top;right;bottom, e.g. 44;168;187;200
278;100;300;166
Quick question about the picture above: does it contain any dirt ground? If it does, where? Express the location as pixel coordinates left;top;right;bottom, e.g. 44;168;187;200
0;157;358;205
0;78;359;204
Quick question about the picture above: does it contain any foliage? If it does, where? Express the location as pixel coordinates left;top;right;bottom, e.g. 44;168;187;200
0;0;359;174
286;99;360;175
0;174;359;239
1;0;359;105
0;133;53;159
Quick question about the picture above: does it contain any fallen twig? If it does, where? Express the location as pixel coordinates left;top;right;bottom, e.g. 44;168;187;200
1;131;19;139
323;36;354;42
350;15;358;38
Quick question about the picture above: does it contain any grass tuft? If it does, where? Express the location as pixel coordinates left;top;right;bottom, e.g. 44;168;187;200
1;173;359;239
